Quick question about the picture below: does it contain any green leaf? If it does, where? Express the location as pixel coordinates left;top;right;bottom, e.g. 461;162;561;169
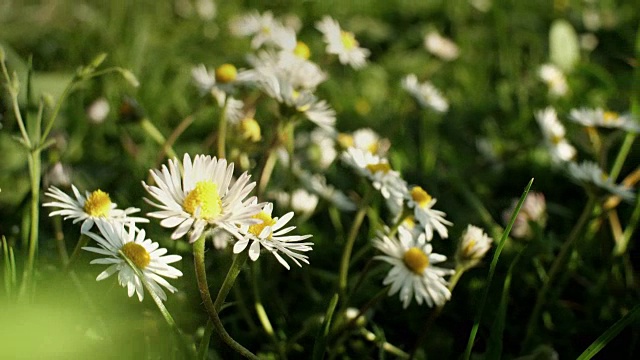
576;304;640;360
312;293;339;360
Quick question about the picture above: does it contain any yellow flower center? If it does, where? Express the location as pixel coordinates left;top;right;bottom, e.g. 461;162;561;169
340;31;358;50
551;134;563;145
367;142;379;154
366;163;391;174
294;41;311;59
403;216;416;229
603;111;619;123
122;242;151;269
411;186;432;208
337;133;354;149
83;189;112;217
215;63;237;84
240;118;262;142
462;238;477;258
183;181;223;220
403;247;429;274
249;211;277;238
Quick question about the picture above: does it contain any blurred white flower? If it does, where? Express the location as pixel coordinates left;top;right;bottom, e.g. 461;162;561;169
424;30;460;61
316;15;370;69
373;227;453;308
229;11;296;50
503;192;547;239
44;162;72;188
87;97;110;124
567;161;635;201
341;147;407;201
270;188;320;218
569;108;640;133
538;64;568;97
82;220;182;302
337;128;390;157
535;107;576;163
195;0;216;20
401;74;449;113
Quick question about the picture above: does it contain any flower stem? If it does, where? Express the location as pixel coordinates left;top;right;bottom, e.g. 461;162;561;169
214;248;249;311
338;194;370;299
140;117;178;160
193;236;257;360
217;97;229;159
523;195;597;351
52;216;69;266
65;234;90;271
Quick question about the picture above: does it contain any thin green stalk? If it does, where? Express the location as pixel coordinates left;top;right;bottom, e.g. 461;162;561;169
52;216;70;266
40;77;76;142
338;188;372;298
213;249;249;312
609;133;636;182
576;304;640;360
217;97;229;159
66;234;90;270
119;250;193;357
197;320;215;360
614;192;640;256
464;178;533;360
140;117;178;160
312;293;339;360
0;57;31;148
523;195;597;351
258;147;279;197
193;236;258;360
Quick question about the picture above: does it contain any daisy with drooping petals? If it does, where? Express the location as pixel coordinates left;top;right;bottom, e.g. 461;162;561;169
44;185;148;233
568;108;640;133
373;227;453;308
567;161;635;201
538;64;568;97
82;220;183;302
405;185;452;241
233;201;313;270
402;74;449;113
316;15;370;69
143;154;263;243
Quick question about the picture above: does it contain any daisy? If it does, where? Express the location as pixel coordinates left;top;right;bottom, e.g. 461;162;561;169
455;224;493;269
538;64;568;97
341;147;407;201
405;185;452;241
143;154;263;243
82;220;183;302
241;50;327;91
229;11;296;50
315;15;370;69
191;64;245;124
423;30;460;61
373;227;453;308
233;201;313;270
401;74;449;113
44;185;148;233
337;128;390;156
535;107;576;163
567;161;635;201
568;108;640;133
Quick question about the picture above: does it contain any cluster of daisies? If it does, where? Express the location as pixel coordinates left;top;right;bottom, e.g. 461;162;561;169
536;106;637;201
44;154;314;302
339;132;493;309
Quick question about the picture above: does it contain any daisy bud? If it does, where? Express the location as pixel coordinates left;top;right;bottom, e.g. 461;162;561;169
456;225;493;269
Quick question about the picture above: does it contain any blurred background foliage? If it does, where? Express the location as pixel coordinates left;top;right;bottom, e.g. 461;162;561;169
1;0;639;358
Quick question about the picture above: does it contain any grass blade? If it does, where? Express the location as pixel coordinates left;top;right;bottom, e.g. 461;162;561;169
313;293;339;360
576;304;640;360
463;178;534;359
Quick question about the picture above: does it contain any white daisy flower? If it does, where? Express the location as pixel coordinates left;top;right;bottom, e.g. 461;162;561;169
535;107;577;163
143;154;263;243
568;108;640;133
401;74;449;113
229;11;296;50
270;188;320;218
373;227;454;308
315;15;370;69
191;64;245;124
82;220;183;302
405;185;452;241
341;147;407;201
538;64;568;97
233;201;313;270
43;185;148;233
241;50;327;91
567;161;635;201
294;167;357;211
424;30;460;61
456;224;493;268
337;128;390;157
